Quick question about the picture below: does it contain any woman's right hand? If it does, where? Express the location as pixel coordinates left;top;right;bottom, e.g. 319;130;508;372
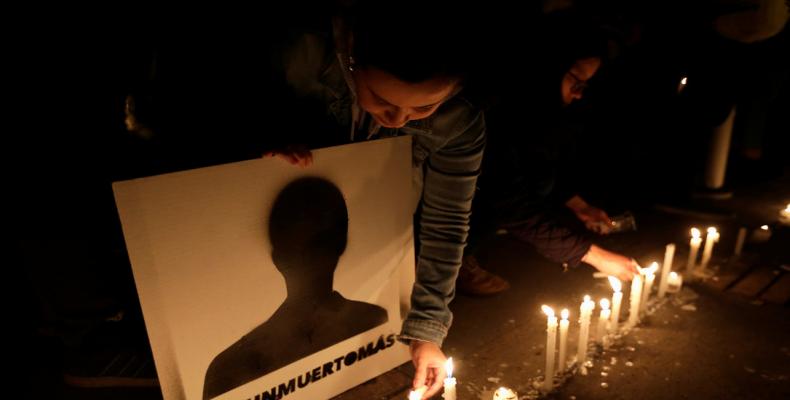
263;145;313;167
581;244;638;282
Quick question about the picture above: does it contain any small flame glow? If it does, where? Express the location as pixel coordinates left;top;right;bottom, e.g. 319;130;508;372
760;225;769;230
541;305;555;318
681;77;687;85
495;387;517;398
644;262;659;276
584;295;592;302
561;309;569;320
785;203;790;212
707;227;717;234
600;298;610;310
444;357;453;378
691;228;701;239
608;276;622;292
408;386;426;400
669;271;679;279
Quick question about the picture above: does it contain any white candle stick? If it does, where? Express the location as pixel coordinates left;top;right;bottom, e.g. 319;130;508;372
687;228;702;273
700;227;719;271
666;271;683;293
493;387;518;400
442;358;456;400
597;298;610;345
628;273;643;327
641;262;658;313
408;386;427;400
608;277;623;334
541;305;557;392
658;243;675;297
733;227;747;256
558;309;569;371
576;295;594;366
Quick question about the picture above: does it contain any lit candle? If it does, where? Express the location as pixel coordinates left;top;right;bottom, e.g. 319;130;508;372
641;262;658;312
658;243;675;298
493;387;518;400
577;295;594;366
608;277;623;334
597;298;610;344
751;225;771;242
442;358;456;400
699;227;720;270
408;386;427;400
678;76;688;93
666;271;683;293
558;309;569;371
781;203;790;224
541;305;557;392
627;273;643;327
687;228;702;273
733;227;747;256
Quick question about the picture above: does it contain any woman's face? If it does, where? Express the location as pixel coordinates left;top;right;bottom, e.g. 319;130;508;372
560;57;601;105
352;67;459;128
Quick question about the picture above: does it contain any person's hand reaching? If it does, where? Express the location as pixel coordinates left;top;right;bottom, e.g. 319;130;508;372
409;340;447;399
582;244;638;281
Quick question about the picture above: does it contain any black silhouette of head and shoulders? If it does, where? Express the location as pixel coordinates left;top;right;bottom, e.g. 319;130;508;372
203;177;388;400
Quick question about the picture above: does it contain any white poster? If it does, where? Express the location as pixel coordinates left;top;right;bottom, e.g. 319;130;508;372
113;137;414;400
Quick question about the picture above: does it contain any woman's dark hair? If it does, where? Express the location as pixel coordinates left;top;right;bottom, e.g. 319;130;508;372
346;0;479;83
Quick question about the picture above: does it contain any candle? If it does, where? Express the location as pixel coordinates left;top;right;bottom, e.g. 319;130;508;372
442;358;456;400
699;227;720;270
627;273;643;327
577;295;594;366
678;76;688;93
751;225;772;242
408;386;427;400
658;243;675;298
493;387;518;400
541;305;557;392
558;309;569;371
666;272;683;293
733;227;747;256
608;277;623;334
597;298;610;344
687;228;702;273
641;262;658;312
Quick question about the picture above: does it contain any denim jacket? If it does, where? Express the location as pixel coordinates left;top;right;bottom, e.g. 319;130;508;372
277;20;486;346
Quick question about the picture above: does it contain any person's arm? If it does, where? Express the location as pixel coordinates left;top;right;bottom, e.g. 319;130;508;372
400;103;485;399
506;207;635;280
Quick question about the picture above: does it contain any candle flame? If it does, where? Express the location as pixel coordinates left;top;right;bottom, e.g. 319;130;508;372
495;387;517;398
785;203;789;212
444;357;453;378
608;276;622;292
600;298;610;309
644;262;659;275
669;271;679;279
691;227;701;238
584;295;591;302
408;386;427;400
760;225;769;230
561;309;569;320
541;305;555;318
680;77;687;85
707;226;717;234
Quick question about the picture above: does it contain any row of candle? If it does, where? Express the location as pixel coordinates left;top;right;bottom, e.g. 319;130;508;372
408;215;790;399
540;245;684;392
